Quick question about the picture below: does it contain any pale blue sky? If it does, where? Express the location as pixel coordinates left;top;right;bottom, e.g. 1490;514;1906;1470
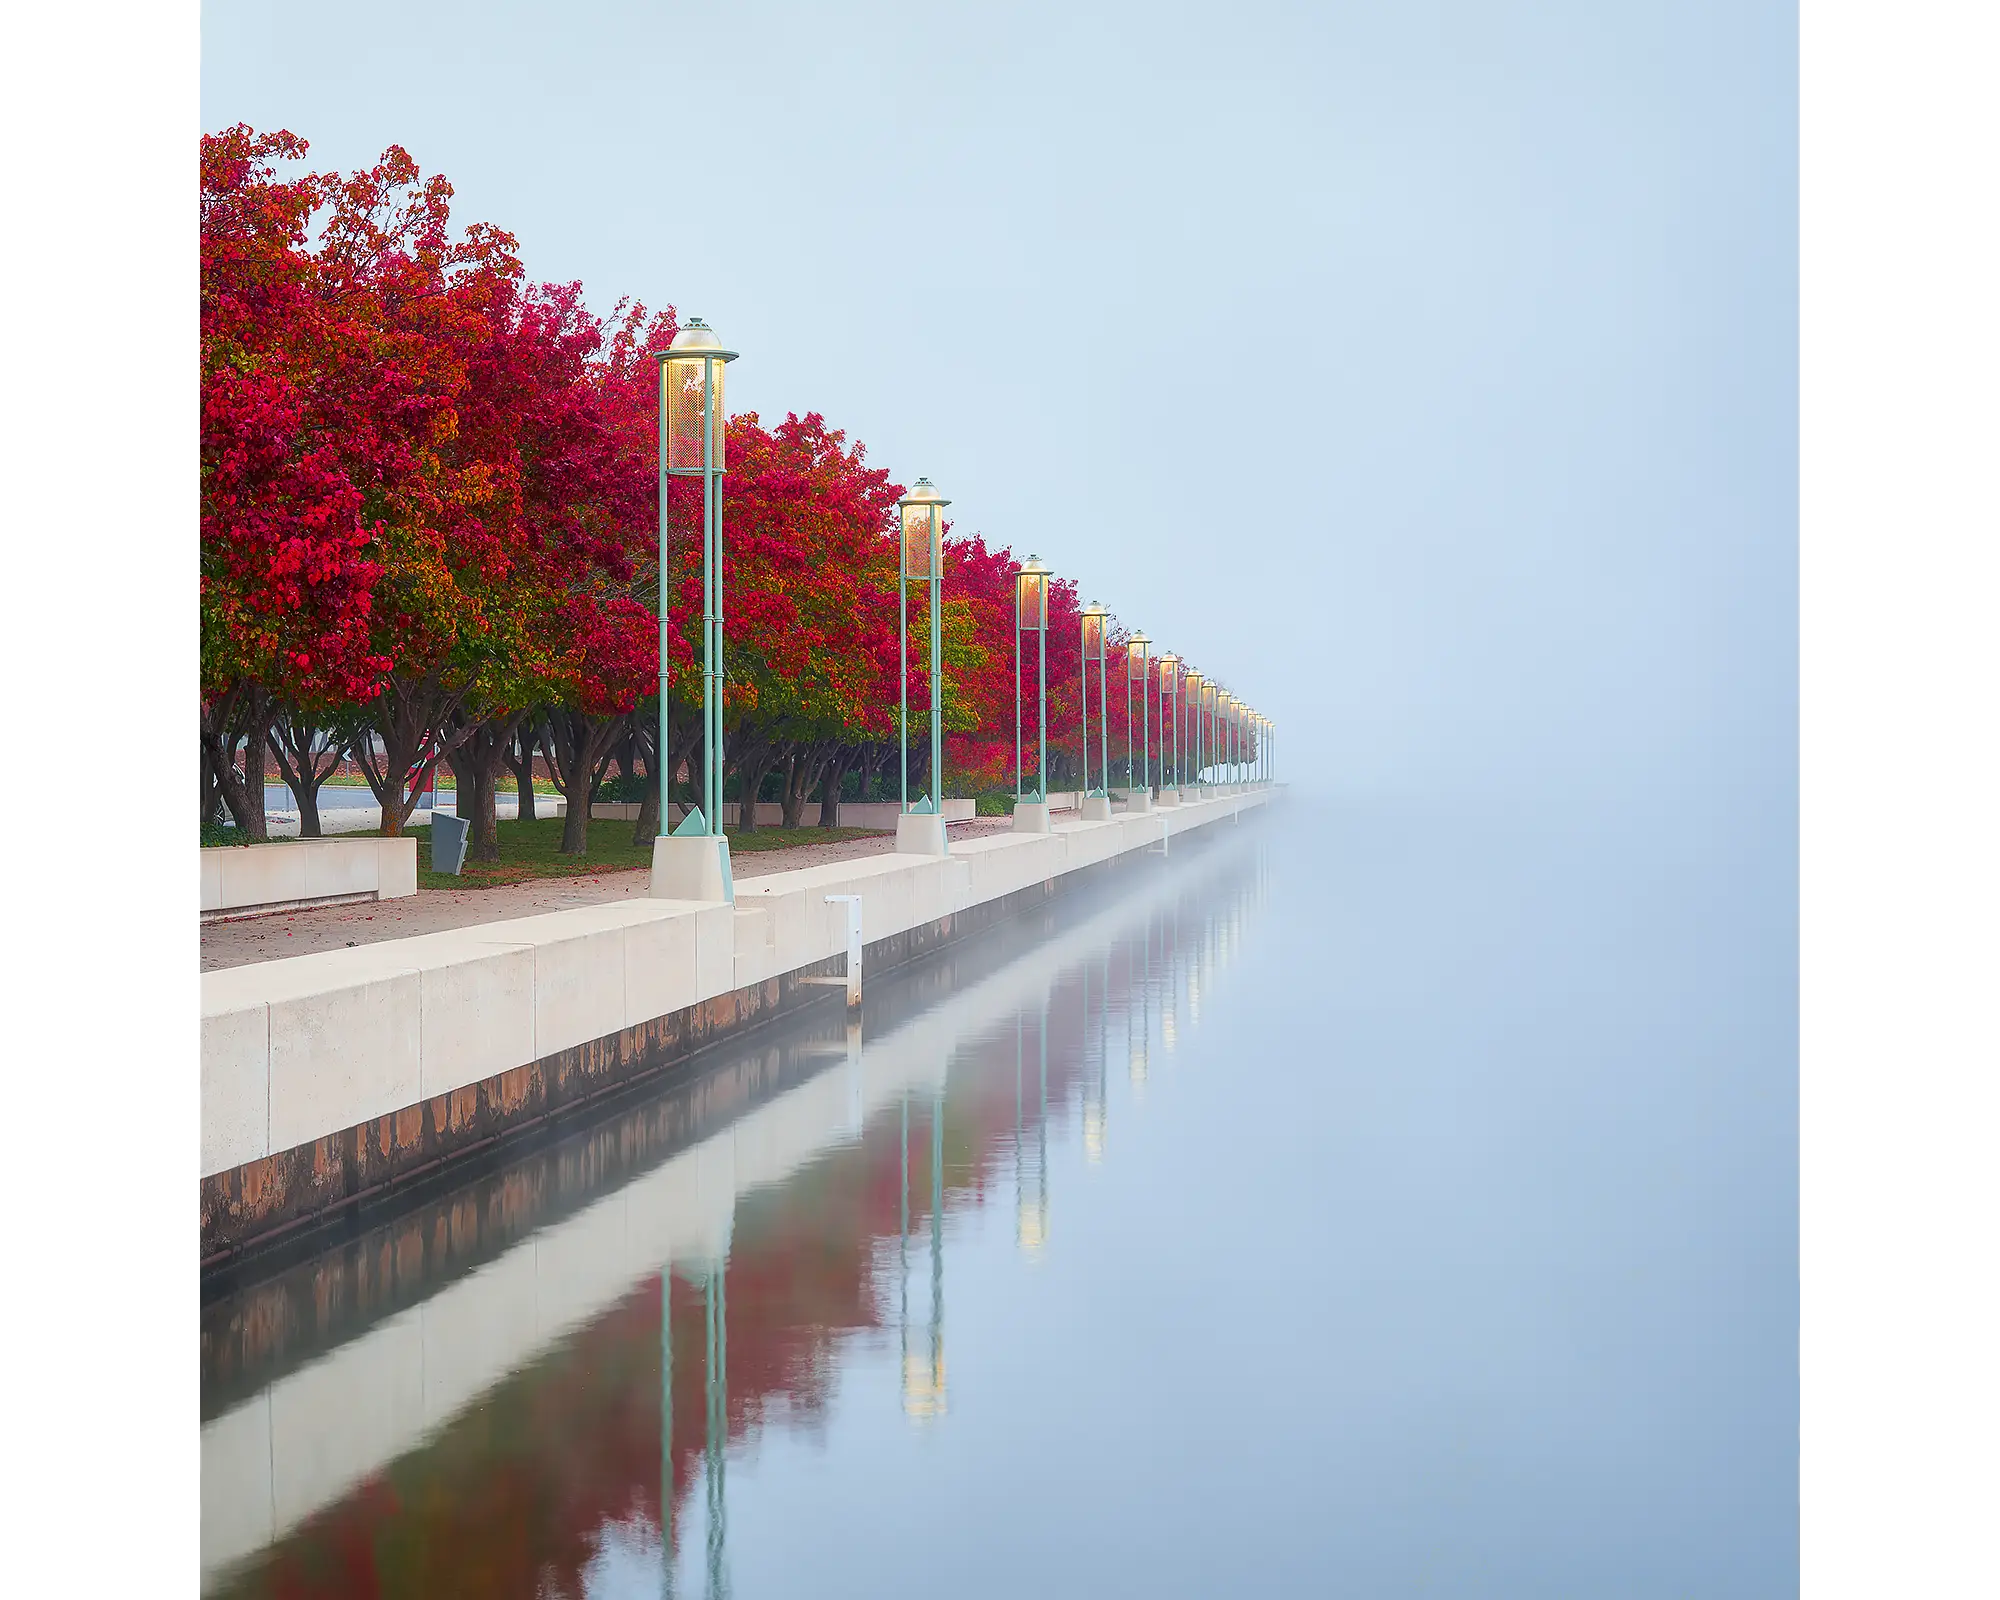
202;0;1796;809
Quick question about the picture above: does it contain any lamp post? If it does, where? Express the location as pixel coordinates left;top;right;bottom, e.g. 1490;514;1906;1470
1156;653;1180;804
653;318;739;903
895;479;951;855
1080;602;1112;820
1204;681;1218;788
1013;557;1052;833
1185;671;1204;788
1125;631;1151;811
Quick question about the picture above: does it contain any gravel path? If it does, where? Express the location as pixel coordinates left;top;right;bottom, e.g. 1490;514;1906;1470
201;818;1015;972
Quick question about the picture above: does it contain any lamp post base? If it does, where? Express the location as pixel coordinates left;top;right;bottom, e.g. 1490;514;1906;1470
1155;788;1181;808
1081;794;1114;821
1123;790;1153;814
649;833;735;904
1011;800;1052;834
894;811;949;856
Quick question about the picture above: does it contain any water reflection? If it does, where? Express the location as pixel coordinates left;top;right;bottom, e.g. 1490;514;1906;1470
200;826;1269;1598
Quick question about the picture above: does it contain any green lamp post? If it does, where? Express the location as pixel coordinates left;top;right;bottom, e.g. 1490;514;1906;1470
1080;602;1112;820
896;478;951;855
653;318;739;903
1185;670;1205;788
1156;653;1180;802
1013;557;1052;833
1208;688;1224;788
1203;680;1219;787
1125;630;1151;811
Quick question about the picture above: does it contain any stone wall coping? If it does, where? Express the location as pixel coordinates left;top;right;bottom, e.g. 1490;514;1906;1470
201;792;1270;1179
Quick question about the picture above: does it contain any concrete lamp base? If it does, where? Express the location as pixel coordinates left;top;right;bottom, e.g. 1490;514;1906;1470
1081;794;1114;821
649;833;735;903
1156;788;1181;808
894;811;949;856
1124;791;1154;814
1011;801;1052;835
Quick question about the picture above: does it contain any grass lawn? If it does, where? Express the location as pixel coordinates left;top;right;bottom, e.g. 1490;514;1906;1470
394;814;889;891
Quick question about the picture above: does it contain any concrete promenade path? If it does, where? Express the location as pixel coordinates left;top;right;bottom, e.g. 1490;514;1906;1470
201;818;1015;972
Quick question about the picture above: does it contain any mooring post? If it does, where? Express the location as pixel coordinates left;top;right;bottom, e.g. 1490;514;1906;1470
825;894;863;1006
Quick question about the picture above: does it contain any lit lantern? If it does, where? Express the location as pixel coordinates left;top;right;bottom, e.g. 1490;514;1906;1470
1126;630;1151;680
899;478;945;583
662;319;732;473
1081;601;1109;663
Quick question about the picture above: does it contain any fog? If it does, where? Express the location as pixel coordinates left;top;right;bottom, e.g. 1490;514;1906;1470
201;0;1795;808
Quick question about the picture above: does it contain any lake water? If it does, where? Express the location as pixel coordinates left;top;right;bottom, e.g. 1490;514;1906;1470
200;795;1797;1596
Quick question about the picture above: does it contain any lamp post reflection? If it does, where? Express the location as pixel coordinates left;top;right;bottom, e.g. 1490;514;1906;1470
1082;957;1106;1163
1016;1002;1050;1258
706;1267;730;1597
661;1269;675;1599
899;1085;948;1420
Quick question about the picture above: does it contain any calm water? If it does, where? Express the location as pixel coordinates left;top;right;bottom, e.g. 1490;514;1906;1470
200;797;1797;1596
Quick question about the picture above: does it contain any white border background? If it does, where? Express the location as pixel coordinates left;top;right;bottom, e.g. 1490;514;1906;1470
1800;1;2000;1593
2;1;1997;1592
2;0;197;1585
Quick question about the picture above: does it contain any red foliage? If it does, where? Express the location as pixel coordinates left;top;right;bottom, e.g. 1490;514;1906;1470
201;125;1214;819
200;127;389;705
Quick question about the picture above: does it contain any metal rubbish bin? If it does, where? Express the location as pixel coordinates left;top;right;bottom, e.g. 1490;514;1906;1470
430;812;470;875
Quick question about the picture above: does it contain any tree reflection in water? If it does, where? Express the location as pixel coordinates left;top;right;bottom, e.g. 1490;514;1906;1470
200;834;1269;1599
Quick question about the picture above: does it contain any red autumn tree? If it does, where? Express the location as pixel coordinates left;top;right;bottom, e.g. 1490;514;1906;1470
309;143;531;836
200;126;392;835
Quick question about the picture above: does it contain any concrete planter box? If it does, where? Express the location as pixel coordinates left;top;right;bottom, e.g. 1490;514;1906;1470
202;838;418;919
817;799;975;829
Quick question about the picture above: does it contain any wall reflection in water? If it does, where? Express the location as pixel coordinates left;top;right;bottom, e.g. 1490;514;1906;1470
200;828;1270;1598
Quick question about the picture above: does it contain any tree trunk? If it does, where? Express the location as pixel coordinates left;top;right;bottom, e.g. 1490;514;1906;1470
200;683;275;840
266;707;348;839
505;716;546;824
779;749;807;829
353;672;475;838
201;735;223;829
242;713;268;836
447;712;516;863
818;751;849;828
629;718;660;846
728;740;774;835
783;744;832;829
546;708;625;856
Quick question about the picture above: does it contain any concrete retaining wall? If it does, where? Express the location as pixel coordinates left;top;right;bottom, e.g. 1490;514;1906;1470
201;838;417;919
200;789;1272;1259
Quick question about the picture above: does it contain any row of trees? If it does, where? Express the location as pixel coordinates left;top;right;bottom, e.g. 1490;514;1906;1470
202;127;1217;862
